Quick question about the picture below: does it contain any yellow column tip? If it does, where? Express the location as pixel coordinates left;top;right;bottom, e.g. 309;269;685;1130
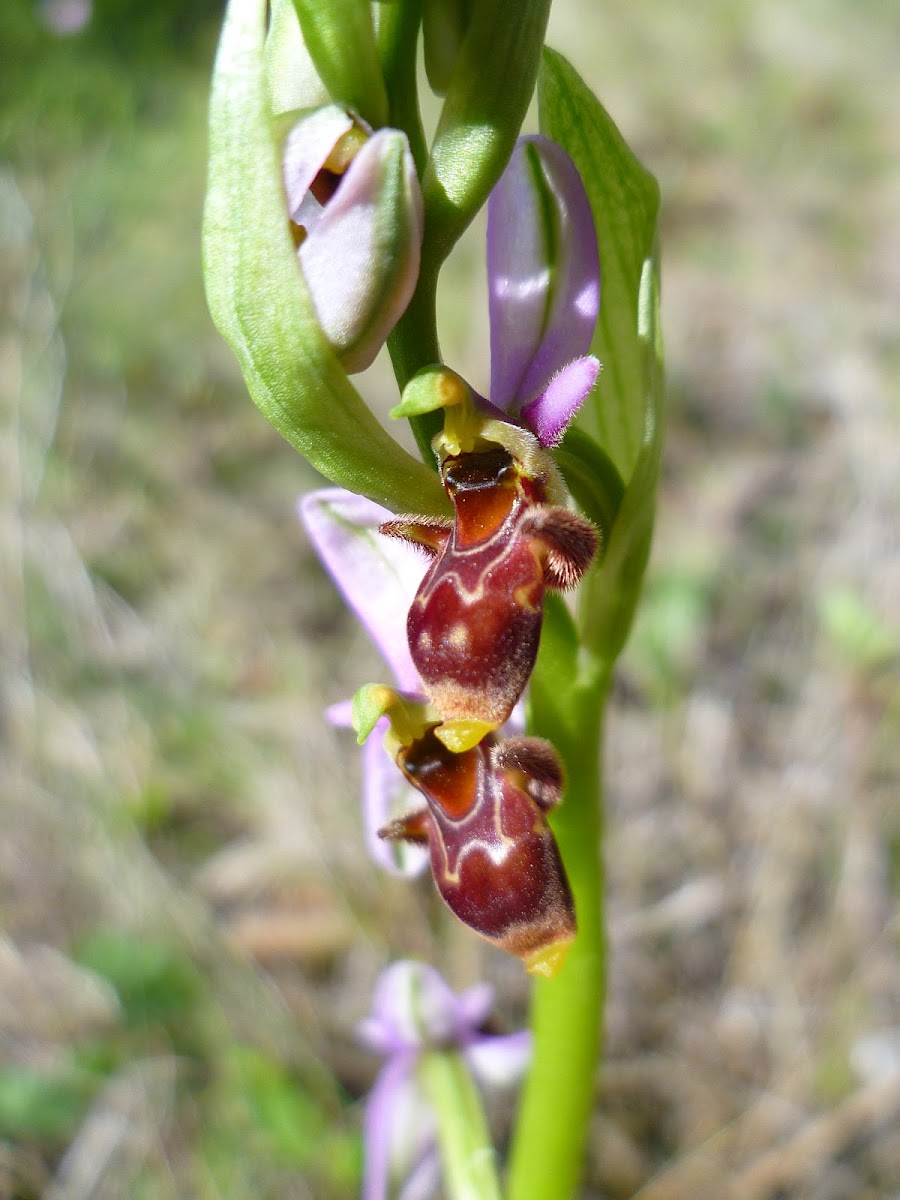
434;718;497;754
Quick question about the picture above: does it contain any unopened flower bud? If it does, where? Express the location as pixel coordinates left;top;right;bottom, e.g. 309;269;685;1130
422;0;472;95
282;106;424;373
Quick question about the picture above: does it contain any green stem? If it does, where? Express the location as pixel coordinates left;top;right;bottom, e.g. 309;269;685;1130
376;0;428;174
387;256;445;462
506;658;609;1200
377;0;444;463
419;1051;504;1200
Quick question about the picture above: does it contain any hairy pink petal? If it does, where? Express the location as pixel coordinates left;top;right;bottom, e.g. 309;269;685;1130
521;355;601;447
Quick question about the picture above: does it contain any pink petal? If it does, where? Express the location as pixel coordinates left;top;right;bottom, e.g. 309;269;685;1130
362;727;429;878
488;136;600;412
362;961;475;1052
325;699;354;728
282;105;353;227
453;983;495;1037
298;489;422;693
464;1031;532;1088
298;128;423;372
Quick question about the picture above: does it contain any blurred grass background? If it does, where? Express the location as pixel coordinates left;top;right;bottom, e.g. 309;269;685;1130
1;0;898;1197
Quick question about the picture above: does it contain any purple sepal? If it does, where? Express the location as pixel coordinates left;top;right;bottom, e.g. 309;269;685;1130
487;135;600;415
362;725;429;878
301;489;430;878
324;703;427;877
363;1054;437;1200
299;489;422;694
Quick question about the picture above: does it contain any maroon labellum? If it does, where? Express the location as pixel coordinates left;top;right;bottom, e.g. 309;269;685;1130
381;443;597;746
379;726;575;976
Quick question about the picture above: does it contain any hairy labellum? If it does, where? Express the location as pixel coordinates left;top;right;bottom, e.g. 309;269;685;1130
379;726;575;977
381;443;596;749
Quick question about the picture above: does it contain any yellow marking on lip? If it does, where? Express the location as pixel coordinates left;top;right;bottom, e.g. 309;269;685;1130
435;719;497;754
512;581;542;612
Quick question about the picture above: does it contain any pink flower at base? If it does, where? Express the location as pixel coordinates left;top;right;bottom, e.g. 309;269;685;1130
358;960;529;1200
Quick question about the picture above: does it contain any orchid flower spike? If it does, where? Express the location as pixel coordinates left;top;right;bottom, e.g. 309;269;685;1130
282;106;424;373
358;960;530;1200
298;488;430;878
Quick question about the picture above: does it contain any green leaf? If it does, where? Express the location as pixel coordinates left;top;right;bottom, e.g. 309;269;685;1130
553;427;625;546
203;0;445;517
0;1066;94;1142
74;929;201;1029
582;256;665;664
539;49;660;480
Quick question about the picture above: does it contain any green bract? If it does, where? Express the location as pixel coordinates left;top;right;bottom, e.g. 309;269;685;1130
265;0;328;115
540;49;661;482
424;0;552;264
422;0;472;96
202;0;445;516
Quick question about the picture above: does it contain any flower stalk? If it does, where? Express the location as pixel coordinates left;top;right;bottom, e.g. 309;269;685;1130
419;1052;503;1200
508;613;610;1199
